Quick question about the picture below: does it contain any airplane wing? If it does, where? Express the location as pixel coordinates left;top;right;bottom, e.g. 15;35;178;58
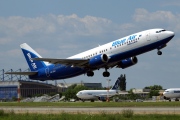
33;58;89;67
5;72;38;75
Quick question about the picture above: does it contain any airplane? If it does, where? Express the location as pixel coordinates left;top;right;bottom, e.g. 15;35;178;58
76;79;120;102
6;28;175;80
163;88;180;102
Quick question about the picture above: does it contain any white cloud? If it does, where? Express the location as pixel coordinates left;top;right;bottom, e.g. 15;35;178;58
133;8;175;22
133;8;180;32
0;14;117;45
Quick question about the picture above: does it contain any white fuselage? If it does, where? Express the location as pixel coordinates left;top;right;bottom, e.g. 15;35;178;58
76;90;119;100
69;29;173;60
163;88;180;99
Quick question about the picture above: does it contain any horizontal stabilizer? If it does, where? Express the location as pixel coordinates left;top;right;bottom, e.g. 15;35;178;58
5;72;38;75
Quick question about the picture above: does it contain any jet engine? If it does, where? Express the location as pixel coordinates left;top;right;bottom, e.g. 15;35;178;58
89;54;109;67
117;56;138;69
98;96;106;101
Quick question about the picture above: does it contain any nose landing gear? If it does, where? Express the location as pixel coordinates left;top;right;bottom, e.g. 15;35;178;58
157;50;162;55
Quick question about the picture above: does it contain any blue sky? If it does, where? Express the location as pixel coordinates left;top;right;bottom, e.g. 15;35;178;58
0;0;180;89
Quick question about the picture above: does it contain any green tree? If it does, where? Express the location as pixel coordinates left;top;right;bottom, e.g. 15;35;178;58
148;90;159;98
127;89;141;100
144;85;163;90
144;85;162;98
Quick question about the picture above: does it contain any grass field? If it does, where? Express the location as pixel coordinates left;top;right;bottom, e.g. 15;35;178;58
0;101;180;107
0;102;180;119
0;109;180;120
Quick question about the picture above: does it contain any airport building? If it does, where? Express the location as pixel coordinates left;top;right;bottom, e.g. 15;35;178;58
0;69;59;101
0;80;58;101
132;88;150;98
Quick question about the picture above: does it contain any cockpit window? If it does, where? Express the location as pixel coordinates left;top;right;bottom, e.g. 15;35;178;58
156;29;166;33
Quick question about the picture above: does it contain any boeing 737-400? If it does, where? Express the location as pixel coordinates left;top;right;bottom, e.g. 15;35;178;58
6;28;175;81
76;79;120;102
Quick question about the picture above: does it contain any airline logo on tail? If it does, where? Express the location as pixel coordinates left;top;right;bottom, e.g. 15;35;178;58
27;53;37;70
111;79;120;90
114;81;119;89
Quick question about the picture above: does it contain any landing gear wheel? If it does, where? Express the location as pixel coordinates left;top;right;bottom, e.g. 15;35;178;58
157;50;162;55
87;71;94;77
103;71;110;77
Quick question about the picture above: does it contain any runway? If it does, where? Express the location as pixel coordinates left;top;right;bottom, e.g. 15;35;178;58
1;107;180;114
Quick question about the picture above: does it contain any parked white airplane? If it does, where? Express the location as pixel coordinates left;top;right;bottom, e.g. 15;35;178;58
76;79;120;102
163;88;180;101
6;28;174;80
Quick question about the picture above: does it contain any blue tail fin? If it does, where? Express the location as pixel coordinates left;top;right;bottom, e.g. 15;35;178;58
111;79;120;90
20;43;48;71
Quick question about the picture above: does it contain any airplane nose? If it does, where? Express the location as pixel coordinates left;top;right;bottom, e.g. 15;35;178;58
76;93;80;97
169;31;175;38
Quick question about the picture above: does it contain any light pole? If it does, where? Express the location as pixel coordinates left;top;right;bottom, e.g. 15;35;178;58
106;79;111;102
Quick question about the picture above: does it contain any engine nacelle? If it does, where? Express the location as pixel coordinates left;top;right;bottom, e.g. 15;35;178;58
98;96;106;101
164;96;170;100
118;56;138;69
89;54;109;67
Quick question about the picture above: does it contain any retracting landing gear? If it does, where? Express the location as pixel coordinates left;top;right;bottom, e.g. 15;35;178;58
157;50;162;55
87;71;94;77
103;68;110;77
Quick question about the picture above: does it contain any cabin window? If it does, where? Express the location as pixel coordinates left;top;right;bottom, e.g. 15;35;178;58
174;91;180;93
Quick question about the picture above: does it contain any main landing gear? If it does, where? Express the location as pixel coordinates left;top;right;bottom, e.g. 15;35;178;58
103;68;110;77
157;50;162;55
87;69;110;77
87;71;94;77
